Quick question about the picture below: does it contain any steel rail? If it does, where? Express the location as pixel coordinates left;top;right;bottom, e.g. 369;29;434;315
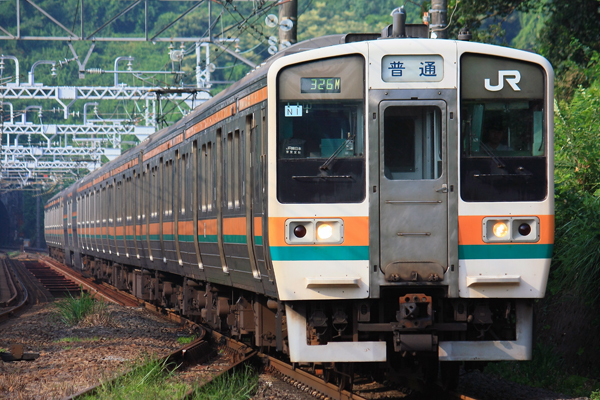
264;356;368;400
0;258;29;322
0;258;18;306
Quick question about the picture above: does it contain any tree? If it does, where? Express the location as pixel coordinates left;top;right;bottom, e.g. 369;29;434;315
446;0;541;44
537;0;600;99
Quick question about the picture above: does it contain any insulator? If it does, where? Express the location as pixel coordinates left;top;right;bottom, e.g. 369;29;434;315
86;68;104;74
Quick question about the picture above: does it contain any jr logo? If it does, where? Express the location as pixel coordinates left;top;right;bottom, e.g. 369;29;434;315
484;70;522;92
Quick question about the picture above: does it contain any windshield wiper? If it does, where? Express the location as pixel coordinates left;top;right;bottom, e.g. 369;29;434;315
292;175;353;181
478;140;506;169
319;134;355;171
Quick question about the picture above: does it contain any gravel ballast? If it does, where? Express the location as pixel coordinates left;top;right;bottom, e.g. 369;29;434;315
0;302;189;399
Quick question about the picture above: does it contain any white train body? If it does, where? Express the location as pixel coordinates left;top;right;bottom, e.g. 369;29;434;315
267;38;553;363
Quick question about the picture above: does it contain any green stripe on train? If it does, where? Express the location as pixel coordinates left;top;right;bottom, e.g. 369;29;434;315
198;235;218;243
270;246;369;261
458;244;553;259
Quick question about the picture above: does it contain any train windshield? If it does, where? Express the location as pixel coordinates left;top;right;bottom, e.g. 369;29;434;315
276;55;365;203
460;54;547;202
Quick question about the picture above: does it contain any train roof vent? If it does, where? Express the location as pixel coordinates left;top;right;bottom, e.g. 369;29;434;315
340;33;381;43
382;24;429;38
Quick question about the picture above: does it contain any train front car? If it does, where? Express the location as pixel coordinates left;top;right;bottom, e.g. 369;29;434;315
267;37;553;382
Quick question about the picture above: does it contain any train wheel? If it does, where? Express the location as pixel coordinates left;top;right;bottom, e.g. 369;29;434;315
440;361;460;390
335;363;353;391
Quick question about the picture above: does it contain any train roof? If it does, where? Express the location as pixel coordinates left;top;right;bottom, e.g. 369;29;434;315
61;35;348;200
46;33;553;208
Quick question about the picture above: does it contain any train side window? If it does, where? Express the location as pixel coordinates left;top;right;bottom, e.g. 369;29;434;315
149;167;153;218
135;173;140;221
201;144;206;212
106;186;111;224
227;132;233;209
169;160;173;215
124;177;128;222
170;160;174;215
187;153;192;214
234;129;240;209
206;142;213;212
127;176;131;222
120;180;124;223
119;180;123;223
122;179;126;222
164;161;169;216
181;154;186;215
152;166;157;218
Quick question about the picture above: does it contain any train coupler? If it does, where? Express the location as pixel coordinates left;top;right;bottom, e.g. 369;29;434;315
396;293;433;329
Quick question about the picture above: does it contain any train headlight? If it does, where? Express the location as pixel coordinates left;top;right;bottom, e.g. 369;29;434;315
483;217;540;243
315;220;343;243
492;222;509;238
316;223;333;240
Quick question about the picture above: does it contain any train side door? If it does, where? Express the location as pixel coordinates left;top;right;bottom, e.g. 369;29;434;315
379;100;448;282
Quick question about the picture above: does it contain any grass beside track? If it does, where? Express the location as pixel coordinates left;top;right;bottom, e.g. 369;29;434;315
54;288;110;326
81;355;258;400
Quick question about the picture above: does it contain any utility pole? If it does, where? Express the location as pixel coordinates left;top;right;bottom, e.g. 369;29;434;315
36;188;41;248
278;0;297;49
430;0;448;39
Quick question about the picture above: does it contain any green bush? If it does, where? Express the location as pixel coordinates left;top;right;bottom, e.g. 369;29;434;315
54;288;107;326
552;56;600;302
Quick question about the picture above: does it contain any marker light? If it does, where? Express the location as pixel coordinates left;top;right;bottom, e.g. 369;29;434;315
518;223;531;236
317;223;333;240
492;222;509;238
294;225;307;238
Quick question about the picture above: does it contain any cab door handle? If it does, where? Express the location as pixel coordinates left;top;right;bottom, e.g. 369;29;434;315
435;184;448;193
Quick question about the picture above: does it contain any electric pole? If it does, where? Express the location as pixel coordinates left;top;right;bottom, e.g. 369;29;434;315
430;0;448;39
279;0;298;49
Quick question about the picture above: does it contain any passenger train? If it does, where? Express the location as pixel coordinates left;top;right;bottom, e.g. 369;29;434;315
45;13;554;387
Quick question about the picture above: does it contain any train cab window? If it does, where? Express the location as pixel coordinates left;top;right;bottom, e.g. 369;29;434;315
460;53;547;202
383;106;442;180
276;54;366;203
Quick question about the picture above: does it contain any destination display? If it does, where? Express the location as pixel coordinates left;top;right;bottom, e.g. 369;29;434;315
300;77;341;93
381;55;444;82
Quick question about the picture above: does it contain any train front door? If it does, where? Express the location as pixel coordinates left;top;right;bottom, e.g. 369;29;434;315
379;101;448;283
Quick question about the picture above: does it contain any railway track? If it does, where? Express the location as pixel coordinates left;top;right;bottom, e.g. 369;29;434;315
21;260;81;297
39;255;140;307
0;257;26;322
